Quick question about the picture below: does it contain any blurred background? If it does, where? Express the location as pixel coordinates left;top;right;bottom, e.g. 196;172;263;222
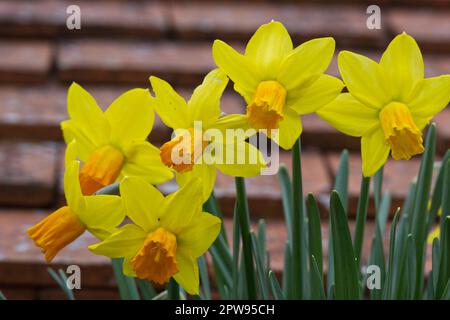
0;0;448;299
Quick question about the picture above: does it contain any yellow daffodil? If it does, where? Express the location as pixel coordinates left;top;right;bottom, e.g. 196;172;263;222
212;21;343;150
61;83;173;195
150;69;266;201
428;207;443;244
27;142;124;262
318;33;450;177
89;177;221;295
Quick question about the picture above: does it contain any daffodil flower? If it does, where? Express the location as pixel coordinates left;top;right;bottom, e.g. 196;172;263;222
89;177;221;295
27;142;124;262
318;33;450;177
212;21;343;150
150;69;266;201
61;83;173;195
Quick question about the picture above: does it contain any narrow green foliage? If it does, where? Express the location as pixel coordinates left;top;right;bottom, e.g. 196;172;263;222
307;193;323;276
330;191;360;299
269;271;285;300
111;258;140;300
198;256;211;300
167;278;180;300
47;268;76;300
235;177;257;299
353;176;371;267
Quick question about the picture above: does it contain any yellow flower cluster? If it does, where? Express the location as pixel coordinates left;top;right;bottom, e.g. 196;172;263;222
26;21;450;295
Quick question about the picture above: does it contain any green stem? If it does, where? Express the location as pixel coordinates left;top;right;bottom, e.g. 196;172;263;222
353;176;371;268
292;139;305;299
168;278;180;300
235;177;257;299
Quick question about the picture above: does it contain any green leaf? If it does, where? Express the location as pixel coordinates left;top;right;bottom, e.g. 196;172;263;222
427;151;450;232
383;209;400;300
369;223;385;300
406;234;417;299
307;193;323;276
251;232;269;299
310;255;326;300
436;217;450;299
235;177;257;299
0;291;5;300
167;278;180;300
328;150;349;294
269;271;285;300
47;268;75;300
278;165;293;245
111;258;140;300
373;166;384;213
198;255;211;300
377;192;391;235
432;238;440;297
136;279;156;300
231;202;241;299
334;149;349;211
282;242;292;299
330;191;360;299
411;124;436;298
441;279;450;300
204;192;229;246
353;176;371;267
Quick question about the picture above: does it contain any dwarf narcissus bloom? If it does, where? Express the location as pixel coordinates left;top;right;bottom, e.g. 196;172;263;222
61;83;172;195
151;69;266;201
27;142;124;262
318;33;450;177
212;21;343;150
89;177;221;295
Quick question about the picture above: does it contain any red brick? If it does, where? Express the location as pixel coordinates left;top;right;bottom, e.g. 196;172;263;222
170;2;386;49
0;41;53;83
0;142;59;207
0;0;168;39
0;210;115;288
325;152;424;217
0;85;170;143
387;9;450;53
0;287;37;300
435;108;450;155
38;288;120;300
57;41;215;87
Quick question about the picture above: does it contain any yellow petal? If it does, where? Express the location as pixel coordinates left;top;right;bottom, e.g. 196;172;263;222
361;128;390;177
338;51;392;109
64;160;85;213
60;120;96;162
123;256;137;277
188;69;229;127
178;211;221;257
278;37;335;91
89;224;146;258
288;74;344;115
380;33;424;101
173;249;199;295
276;108;302;150
149;76;190;129
161;178;203;234
121;141;173;184
317;93;380;137
105;88;154;148
67;83;110;146
214;114;250;133
176;163;216;203
215;142;266;177
427;226;440;244
409;75;450;120
245;21;293;78
213;40;262;99
120;177;163;232
79;195;124;236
